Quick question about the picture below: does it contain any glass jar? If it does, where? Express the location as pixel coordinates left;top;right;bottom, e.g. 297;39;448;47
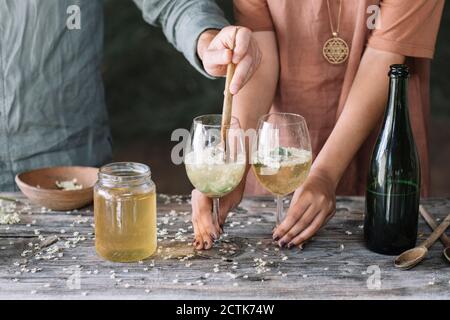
94;162;157;262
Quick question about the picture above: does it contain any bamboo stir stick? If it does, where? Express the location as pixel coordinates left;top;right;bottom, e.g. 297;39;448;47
221;28;239;150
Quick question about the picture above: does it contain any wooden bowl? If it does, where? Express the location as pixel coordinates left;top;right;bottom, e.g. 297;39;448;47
15;166;99;211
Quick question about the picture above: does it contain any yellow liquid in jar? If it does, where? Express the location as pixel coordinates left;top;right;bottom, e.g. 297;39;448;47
94;189;157;262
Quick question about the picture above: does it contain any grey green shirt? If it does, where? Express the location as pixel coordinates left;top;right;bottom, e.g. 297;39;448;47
0;0;228;191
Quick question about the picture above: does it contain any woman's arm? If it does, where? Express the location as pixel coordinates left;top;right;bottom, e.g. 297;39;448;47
313;48;405;186
231;31;279;130
191;31;279;250
273;47;405;248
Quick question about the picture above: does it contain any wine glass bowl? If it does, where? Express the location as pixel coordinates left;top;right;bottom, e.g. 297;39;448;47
252;113;312;225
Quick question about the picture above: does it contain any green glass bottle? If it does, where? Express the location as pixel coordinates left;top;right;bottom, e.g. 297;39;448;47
364;64;421;255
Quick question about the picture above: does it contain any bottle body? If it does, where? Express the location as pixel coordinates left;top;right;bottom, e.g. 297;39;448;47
364;65;420;255
94;162;157;262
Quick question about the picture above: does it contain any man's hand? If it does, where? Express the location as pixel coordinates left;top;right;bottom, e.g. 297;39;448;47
272;170;337;248
197;26;262;95
191;180;246;250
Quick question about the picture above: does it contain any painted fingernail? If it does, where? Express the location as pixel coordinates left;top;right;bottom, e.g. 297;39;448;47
204;241;209;248
210;233;218;240
287;243;294;249
273;235;280;241
279;241;286;248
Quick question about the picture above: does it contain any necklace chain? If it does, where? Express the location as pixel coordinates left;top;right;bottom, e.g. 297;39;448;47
322;0;349;64
326;0;342;37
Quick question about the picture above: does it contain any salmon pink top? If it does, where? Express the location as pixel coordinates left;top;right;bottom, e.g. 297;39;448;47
234;0;444;196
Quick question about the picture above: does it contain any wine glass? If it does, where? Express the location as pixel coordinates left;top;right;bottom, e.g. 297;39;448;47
184;114;246;229
252;113;312;225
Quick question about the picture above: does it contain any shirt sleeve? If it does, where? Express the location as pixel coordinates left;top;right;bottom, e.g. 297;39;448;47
367;0;445;59
133;0;229;77
233;0;274;32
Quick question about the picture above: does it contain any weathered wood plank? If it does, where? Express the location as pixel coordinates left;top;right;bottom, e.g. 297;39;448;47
0;193;449;299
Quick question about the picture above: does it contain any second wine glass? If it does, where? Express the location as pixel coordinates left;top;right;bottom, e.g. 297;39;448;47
252;113;312;225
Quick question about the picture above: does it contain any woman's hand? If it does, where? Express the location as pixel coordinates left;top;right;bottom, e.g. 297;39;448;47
191;181;246;250
272;170;336;248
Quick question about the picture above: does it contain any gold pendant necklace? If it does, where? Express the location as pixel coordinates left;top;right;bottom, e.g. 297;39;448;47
323;0;349;65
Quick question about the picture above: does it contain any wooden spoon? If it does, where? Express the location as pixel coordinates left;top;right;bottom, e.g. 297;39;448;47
419;205;450;263
221;27;239;149
394;212;450;270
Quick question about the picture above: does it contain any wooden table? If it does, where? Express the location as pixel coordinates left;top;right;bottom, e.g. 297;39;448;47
0;192;449;300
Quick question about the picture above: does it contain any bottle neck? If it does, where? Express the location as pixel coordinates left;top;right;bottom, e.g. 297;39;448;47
387;76;408;115
383;76;411;136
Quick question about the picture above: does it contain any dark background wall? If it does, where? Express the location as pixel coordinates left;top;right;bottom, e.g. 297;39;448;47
103;0;450;196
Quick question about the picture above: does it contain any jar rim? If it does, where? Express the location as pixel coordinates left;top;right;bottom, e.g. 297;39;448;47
98;162;151;186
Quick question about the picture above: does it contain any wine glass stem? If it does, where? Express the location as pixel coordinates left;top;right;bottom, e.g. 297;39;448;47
212;197;220;226
276;195;284;226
